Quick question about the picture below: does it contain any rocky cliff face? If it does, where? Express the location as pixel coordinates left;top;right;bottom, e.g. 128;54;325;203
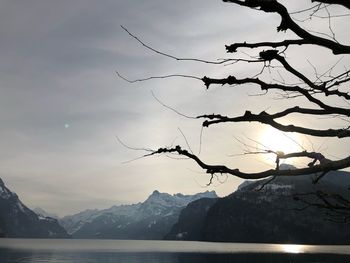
0;178;69;238
164;197;218;240
166;170;350;244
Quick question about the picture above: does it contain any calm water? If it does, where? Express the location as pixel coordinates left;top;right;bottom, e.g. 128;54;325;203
0;239;350;263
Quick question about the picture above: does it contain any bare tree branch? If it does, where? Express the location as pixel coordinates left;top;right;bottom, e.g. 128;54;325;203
121;25;264;65
226;39;311;53
198;110;350;138
120;0;350;209
223;0;350;54
312;0;350;9
201;75;350;116
147;145;350;180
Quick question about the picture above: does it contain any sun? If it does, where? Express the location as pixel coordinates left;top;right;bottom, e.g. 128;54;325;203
259;126;302;164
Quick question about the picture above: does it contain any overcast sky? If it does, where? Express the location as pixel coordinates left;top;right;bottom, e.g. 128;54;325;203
1;0;349;216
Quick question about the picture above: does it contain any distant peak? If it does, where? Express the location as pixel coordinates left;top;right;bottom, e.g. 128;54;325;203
152;190;160;195
196;190;218;198
0;178;4;187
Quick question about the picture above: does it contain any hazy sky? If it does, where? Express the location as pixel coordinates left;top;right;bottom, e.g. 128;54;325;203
1;0;349;216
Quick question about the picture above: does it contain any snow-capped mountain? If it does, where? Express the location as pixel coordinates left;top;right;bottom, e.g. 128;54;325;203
0;178;69;238
136;190;217;219
60;190;217;239
60;204;140;235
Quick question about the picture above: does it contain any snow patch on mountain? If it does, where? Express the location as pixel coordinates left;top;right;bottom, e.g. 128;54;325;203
60;190;217;236
33;207;59;219
0;178;14;200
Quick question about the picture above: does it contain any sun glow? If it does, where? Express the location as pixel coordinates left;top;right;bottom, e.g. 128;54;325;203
281;244;304;254
259;127;302;164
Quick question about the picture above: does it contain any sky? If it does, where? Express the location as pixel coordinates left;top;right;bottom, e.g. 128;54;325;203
0;0;349;216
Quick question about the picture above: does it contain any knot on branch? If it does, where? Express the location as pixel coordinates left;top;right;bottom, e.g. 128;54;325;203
202;75;237;89
155;145;184;154
225;43;240;53
226;75;237;85
259;111;269;117
244;110;252;117
206;165;226;175
337;126;350;138
202;76;211;89
277;18;289;32
155;147;169;154
259;49;278;61
175;145;182;151
307;152;327;167
206;169;215;175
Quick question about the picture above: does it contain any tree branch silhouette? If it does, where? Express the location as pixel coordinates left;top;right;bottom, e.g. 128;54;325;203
119;0;350;187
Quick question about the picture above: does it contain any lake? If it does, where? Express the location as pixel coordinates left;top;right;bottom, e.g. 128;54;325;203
0;239;350;263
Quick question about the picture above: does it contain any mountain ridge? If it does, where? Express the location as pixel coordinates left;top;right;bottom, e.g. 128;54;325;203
60;190;217;239
165;169;350;244
0;178;69;238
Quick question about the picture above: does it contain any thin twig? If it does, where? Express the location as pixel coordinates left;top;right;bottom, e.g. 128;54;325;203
116;71;201;83
151;91;196;119
178;127;194;155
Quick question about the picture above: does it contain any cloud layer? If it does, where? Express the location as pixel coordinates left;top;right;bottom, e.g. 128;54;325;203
1;0;349;216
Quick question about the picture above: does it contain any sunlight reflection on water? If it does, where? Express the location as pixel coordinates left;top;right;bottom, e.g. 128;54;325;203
0;238;350;255
281;244;304;254
0;239;350;263
0;239;349;254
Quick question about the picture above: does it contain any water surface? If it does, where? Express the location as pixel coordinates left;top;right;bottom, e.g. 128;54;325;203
0;239;349;263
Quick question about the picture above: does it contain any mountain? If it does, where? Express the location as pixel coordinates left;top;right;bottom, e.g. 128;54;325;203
60;190;217;239
164;197;218;240
0;178;69;238
166;169;350;244
33;207;59;219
